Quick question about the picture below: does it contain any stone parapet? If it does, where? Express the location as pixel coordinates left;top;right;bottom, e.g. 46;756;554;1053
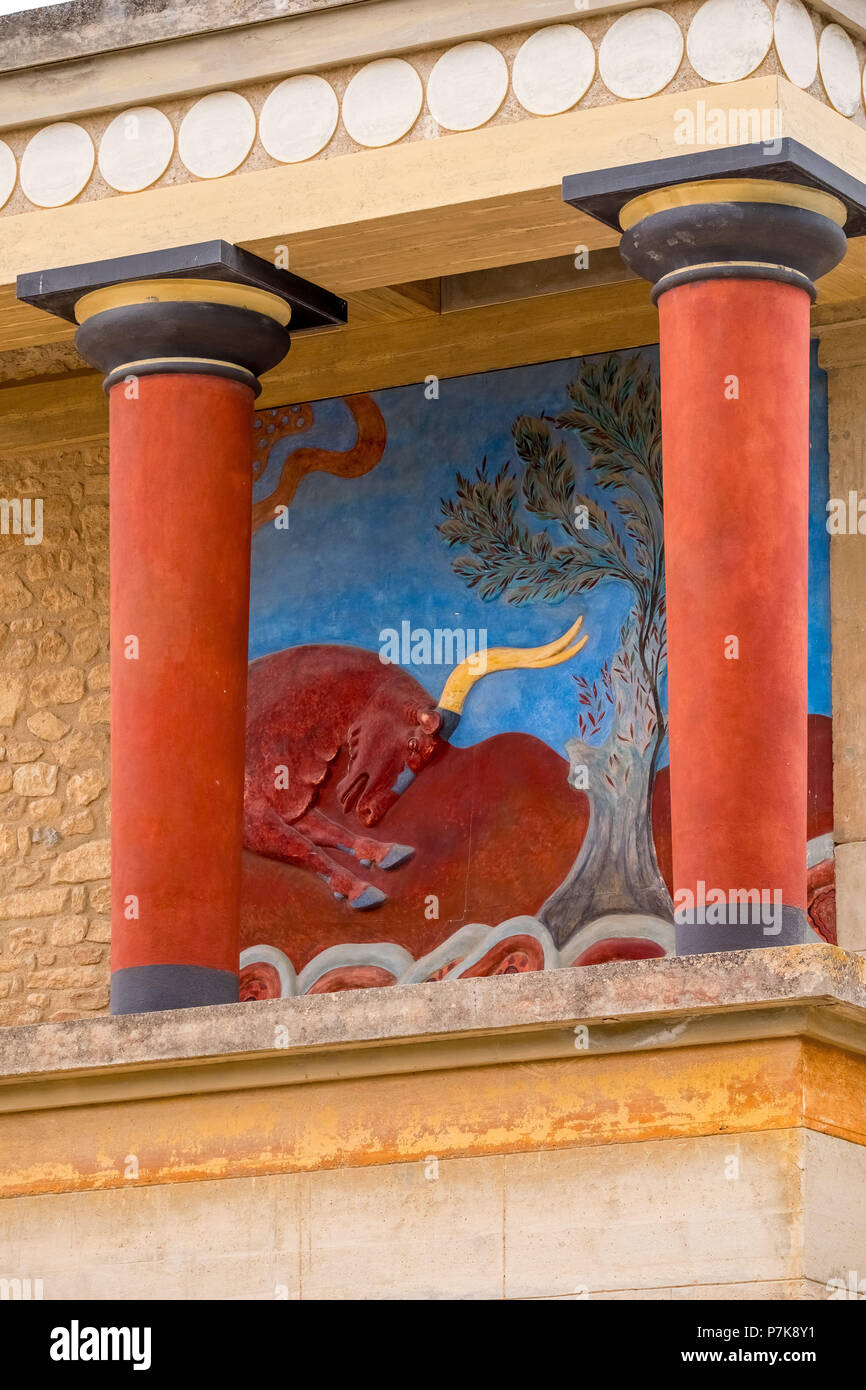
0;942;863;1082
1;946;865;1298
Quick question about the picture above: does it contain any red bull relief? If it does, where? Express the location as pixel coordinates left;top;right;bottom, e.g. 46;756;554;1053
240;347;835;999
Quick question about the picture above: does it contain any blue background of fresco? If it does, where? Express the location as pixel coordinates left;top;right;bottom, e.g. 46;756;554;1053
250;343;832;766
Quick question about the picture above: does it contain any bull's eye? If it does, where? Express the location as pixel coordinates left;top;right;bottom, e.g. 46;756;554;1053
408;738;419;754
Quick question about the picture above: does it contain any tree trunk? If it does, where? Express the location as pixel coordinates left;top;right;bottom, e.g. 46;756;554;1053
539;732;673;948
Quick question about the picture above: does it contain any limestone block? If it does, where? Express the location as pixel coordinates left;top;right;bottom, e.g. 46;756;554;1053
0;1002;40;1025
6;924;45;950
54;730;100;768
835;842;866;951
78;507;108;550
0;674;25;727
37;630;69;664
823;358;866;841
802;1129;866;1291
70;628;100;664
26;710;69;741
78;692;109;725
13;762;58;796
6;740;44;763
69;987;108;1009
24;552;52;582
3;639;35;670
502;1131;801;1298
0;1172;300;1302
28;666;85;707
66;768;106;806
49;839;110;883
0;885;67;920
29;965;104;989
10;864;42;887
50;915;88;945
86;663;109;691
0;1131;857;1301
39;582;82;612
302;1155;504;1300
0;574;33;612
72;944;104;966
88;884;110;914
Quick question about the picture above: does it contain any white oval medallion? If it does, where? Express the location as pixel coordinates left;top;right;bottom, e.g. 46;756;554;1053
426;41;509;131
178;91;256;179
98;107;175;193
773;0;818;88
0;140;15;209
819;23;861;116
342;58;423;147
687;0;773;83
512;25;595;115
20;123;94;206
599;10;684;100
259;74;339;162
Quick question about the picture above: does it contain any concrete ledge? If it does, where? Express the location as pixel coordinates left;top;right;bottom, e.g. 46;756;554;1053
1;944;864;1084
3;946;866;1201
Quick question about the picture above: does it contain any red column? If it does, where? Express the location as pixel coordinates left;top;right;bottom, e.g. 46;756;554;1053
659;279;809;945
16;244;346;1010
109;374;255;1007
562;155;856;950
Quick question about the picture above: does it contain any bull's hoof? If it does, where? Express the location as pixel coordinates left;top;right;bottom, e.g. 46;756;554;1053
378;843;414;870
349;885;388;910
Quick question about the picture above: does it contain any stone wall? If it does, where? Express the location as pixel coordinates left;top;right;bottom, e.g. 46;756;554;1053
819;329;866;953
0;445;110;1025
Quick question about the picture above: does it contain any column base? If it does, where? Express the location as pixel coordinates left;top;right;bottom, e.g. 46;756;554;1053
675;905;816;955
110;964;239;1015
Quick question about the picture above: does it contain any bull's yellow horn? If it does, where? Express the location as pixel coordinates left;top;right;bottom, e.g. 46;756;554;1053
437;615;587;716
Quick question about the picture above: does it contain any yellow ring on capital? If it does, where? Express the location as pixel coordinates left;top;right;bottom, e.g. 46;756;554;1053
75;277;292;327
619;179;847;232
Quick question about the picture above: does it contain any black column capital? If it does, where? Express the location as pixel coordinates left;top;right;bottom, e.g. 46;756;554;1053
17;240;347;394
563;139;866;303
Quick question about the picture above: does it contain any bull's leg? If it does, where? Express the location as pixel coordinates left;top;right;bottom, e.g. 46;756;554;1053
301;807;414;870
246;804;387;909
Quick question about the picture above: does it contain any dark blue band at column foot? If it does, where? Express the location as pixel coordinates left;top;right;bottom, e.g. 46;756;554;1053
675;904;817;956
110;964;239;1014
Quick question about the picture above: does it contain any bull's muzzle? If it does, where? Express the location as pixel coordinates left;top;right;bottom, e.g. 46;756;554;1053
391;765;416;794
